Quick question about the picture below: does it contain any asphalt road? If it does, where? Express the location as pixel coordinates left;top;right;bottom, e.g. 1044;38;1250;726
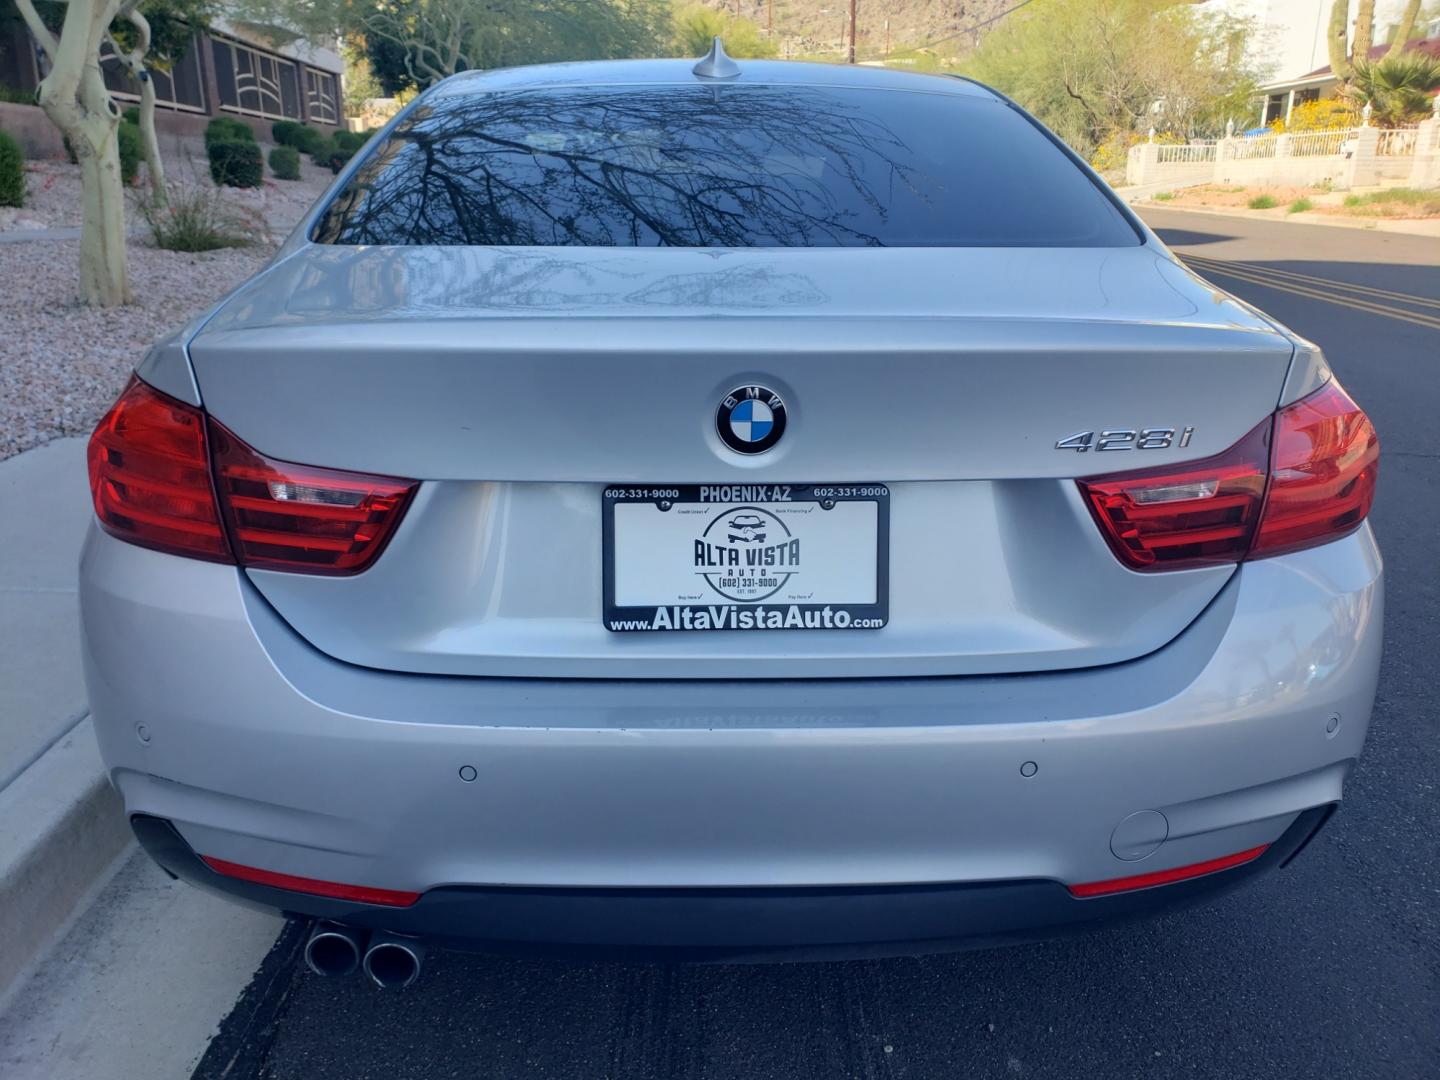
187;209;1438;1080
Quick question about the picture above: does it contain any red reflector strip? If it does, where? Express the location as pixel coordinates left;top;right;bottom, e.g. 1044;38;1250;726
201;855;421;907
1067;844;1269;899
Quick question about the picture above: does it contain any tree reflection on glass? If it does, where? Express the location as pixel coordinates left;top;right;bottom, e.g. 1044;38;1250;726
318;86;935;247
316;85;1138;248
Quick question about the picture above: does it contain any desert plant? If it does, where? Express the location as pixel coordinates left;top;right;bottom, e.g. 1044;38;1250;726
117;120;141;186
207;139;263;188
0;130;24;208
1152;191;1175;201
1350;54;1440;126
268;144;301;180
1287;197;1314;213
204;116;255;149
1248;194;1278;209
141;184;254;251
672;4;777;58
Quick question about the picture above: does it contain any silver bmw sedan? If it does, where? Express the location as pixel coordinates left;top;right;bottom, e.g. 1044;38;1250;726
81;47;1381;985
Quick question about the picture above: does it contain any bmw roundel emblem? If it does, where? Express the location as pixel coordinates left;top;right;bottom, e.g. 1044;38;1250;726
717;385;787;455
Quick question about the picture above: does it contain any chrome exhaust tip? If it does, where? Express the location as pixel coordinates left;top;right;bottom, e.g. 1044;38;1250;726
362;933;426;989
303;923;367;978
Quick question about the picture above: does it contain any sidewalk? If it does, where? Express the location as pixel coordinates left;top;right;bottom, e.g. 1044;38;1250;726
0;438;132;1000
1117;201;1440;240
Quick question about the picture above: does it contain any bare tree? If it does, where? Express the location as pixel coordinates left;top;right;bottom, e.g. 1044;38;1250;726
15;0;134;306
362;0;494;87
106;8;167;206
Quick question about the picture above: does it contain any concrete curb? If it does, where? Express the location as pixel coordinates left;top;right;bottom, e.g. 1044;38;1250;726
1130;200;1440;238
0;719;133;1004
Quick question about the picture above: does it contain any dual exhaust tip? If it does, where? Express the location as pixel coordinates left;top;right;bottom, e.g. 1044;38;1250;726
304;923;425;989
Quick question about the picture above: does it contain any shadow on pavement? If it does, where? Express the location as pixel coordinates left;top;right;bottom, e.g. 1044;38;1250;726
1149;227;1239;246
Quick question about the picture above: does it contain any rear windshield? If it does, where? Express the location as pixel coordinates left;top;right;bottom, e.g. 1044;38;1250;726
314;85;1139;248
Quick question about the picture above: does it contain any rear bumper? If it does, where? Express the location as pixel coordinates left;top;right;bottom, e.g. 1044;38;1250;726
81;522;1383;953
134;808;1336;961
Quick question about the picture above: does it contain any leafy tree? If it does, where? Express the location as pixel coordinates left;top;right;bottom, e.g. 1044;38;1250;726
672;3;776;59
959;0;1264;158
1350;53;1440;125
236;0;672;89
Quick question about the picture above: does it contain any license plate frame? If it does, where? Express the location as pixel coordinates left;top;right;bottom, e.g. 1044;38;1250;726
602;484;889;633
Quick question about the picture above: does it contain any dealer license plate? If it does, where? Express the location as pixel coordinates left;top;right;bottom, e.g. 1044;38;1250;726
603;484;889;632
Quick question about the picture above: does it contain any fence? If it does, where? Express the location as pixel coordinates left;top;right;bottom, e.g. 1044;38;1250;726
1228;135;1279;160
1378;129;1417;156
1286;130;1352;157
1127;120;1438;190
1156;143;1217;164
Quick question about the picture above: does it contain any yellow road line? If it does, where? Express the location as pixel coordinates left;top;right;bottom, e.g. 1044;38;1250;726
1185;259;1440;332
1182;255;1440;312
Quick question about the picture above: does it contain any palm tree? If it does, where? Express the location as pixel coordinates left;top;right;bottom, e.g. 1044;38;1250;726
1349;54;1440;126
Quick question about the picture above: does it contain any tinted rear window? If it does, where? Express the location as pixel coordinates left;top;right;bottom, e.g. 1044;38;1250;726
314;85;1139;248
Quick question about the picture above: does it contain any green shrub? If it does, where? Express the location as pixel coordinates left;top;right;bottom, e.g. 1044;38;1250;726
1287;197;1313;214
0;130;24;208
122;105;140;126
117;120;141;185
207;139;263;188
310;135;357;174
204;116;254;149
271;119;303;145
268;144;301;180
142;185;253;252
1247;194;1278;209
271;120;324;156
1152;191;1174;201
332;129;366;153
0;85;36;105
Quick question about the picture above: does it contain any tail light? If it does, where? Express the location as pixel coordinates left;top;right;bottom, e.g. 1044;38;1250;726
87;379;232;562
1250;381;1379;558
209;420;416;574
1080;380;1377;572
87;378;416;575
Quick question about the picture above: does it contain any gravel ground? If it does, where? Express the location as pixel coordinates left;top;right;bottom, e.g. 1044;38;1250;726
1;151;337;461
0;239;274;460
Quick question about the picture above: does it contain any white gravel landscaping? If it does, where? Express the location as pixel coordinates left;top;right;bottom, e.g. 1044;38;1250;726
1;154;338;461
0;239;275;460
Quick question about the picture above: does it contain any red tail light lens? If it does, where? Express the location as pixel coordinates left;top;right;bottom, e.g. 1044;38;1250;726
86;378;233;563
1079;379;1377;572
209;420;416;575
1078;421;1270;571
88;377;416;575
1251;381;1378;558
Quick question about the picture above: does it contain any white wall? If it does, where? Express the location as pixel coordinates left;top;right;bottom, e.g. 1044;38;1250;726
1205;0;1415;84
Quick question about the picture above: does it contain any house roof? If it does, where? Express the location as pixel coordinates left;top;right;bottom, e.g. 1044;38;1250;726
1261;36;1440;91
